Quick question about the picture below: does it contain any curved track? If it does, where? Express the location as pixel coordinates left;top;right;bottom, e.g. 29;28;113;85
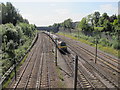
9;32;59;89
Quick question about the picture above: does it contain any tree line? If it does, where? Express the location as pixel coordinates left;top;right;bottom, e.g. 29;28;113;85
0;2;29;25
0;2;36;74
51;12;120;34
77;12;119;34
50;12;120;50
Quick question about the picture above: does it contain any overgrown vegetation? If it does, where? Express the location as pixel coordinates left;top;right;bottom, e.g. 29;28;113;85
1;2;29;25
58;32;119;58
0;2;37;76
3;53;28;88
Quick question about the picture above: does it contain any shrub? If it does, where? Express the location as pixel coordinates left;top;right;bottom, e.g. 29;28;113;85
112;41;120;50
88;37;95;43
99;38;109;46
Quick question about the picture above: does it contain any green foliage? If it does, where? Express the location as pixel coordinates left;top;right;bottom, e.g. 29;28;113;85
7;40;14;50
78;18;87;30
63;18;72;29
18;23;36;37
1;2;29;25
94;27;104;31
58;11;119;58
113;19;118;25
1;2;37;87
103;19;112;32
58;32;119;57
99;38;109;46
98;17;104;26
93;12;100;26
1;23;36;76
77;17;92;34
102;13;109;20
112;41;120;49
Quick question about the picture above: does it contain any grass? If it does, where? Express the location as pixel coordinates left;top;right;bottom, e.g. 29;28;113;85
56;66;65;88
58;32;119;58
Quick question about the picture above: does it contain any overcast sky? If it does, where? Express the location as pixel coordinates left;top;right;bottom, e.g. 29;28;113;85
1;0;118;26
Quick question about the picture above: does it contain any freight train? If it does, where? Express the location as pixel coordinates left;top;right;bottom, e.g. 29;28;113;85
43;31;67;52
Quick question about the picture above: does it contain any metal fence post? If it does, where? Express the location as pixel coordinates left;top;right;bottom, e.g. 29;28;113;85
74;55;78;90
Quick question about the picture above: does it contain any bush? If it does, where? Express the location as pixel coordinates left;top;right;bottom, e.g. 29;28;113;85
88;37;95;43
99;38;109;46
112;41;120;49
1;23;36;76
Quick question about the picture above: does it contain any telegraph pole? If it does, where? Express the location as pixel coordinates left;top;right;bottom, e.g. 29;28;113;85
55;39;57;66
14;58;17;81
74;55;78;90
95;37;98;63
78;29;79;40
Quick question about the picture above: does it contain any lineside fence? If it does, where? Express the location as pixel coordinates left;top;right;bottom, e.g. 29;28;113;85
0;32;39;88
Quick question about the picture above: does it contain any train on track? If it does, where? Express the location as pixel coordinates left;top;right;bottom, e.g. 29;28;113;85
43;31;67;52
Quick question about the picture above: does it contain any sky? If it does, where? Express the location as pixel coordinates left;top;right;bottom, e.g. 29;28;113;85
1;0;119;26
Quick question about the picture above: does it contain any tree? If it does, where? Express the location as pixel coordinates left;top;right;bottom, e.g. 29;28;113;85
98;17;104;26
16;26;24;44
102;13;109;20
77;17;92;34
52;23;60;33
1;3;7;24
113;19;118;26
61;18;73;32
23;19;29;24
64;18;72;29
5;28;19;43
7;40;15;58
1;2;25;25
118;15;120;24
2;35;7;52
103;19;112;32
109;15;117;22
77;18;87;30
93;12;100;26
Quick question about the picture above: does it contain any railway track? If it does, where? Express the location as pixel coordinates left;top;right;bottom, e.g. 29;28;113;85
67;45;119;88
39;36;51;88
44;32;117;88
8;32;61;89
60;50;109;88
26;34;44;88
59;51;94;88
39;33;59;88
58;35;120;73
67;43;120;77
11;33;42;89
